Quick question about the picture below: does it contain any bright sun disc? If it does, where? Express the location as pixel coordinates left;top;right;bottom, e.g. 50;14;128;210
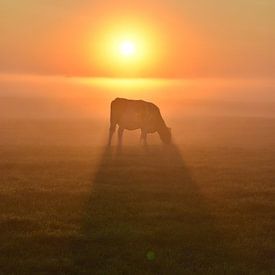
94;23;157;76
119;40;136;57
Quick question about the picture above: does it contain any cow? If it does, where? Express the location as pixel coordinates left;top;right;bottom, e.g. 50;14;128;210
108;98;171;146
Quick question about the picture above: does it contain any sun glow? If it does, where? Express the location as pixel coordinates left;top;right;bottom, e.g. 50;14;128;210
119;40;136;57
92;21;159;76
110;33;144;64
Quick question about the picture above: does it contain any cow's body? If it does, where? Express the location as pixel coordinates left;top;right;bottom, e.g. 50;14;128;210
108;98;171;146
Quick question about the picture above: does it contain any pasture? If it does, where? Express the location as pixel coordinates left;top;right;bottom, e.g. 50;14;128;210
0;117;275;274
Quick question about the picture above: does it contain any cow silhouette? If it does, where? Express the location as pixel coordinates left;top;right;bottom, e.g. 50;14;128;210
108;98;171;146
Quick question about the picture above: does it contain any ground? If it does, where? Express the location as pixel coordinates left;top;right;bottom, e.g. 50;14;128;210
0;118;275;274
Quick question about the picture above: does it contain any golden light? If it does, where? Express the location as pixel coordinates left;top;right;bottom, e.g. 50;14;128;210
111;34;142;64
119;40;136;57
104;32;147;74
92;20;161;76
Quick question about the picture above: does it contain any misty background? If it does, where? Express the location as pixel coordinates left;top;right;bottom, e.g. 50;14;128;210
1;75;274;148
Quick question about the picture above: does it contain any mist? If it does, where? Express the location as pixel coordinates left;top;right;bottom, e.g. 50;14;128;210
1;74;275;119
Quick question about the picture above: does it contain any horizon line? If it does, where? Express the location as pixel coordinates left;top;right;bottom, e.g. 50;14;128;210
0;72;275;83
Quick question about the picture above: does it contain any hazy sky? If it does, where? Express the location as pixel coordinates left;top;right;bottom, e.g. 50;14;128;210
1;0;274;78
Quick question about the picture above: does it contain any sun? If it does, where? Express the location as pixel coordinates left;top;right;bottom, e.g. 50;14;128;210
119;40;137;57
93;22;159;76
119;40;136;57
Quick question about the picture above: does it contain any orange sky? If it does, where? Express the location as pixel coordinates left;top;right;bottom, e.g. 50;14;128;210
1;0;274;78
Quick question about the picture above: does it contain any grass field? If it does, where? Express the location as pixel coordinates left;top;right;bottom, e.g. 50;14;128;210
0;117;275;274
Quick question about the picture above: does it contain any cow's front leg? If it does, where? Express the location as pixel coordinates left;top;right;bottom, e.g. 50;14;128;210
118;127;124;147
108;123;116;146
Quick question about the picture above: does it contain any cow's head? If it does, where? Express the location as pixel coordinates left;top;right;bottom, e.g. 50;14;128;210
159;126;172;144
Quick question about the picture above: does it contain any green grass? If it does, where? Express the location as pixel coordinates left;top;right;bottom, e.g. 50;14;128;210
0;140;275;274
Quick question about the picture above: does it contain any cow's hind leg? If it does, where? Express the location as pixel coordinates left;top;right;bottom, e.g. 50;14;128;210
118;127;124;147
140;129;148;146
108;123;116;146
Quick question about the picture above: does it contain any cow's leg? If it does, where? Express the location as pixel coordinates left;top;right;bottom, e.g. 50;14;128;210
141;130;147;146
108;123;116;146
118;127;124;147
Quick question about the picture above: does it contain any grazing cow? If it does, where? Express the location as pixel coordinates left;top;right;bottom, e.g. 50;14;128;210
108;98;171;146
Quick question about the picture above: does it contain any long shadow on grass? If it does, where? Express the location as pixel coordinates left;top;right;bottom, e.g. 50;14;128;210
72;144;232;274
